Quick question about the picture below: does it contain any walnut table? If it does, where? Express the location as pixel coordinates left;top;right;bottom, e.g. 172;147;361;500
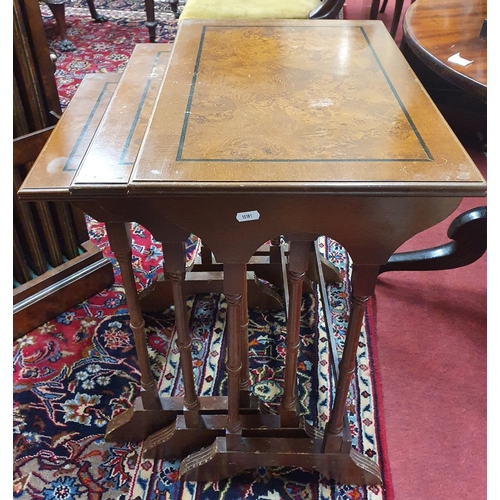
19;20;486;484
402;0;487;100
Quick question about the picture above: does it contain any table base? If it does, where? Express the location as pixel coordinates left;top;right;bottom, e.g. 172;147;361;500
143;413;315;460
104;237;381;485
105;393;262;443
180;435;382;484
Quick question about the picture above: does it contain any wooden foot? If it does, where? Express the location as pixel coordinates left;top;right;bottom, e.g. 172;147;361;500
105;394;261;443
143;413;312;460
179;436;382;484
105;396;178;443
143;415;226;460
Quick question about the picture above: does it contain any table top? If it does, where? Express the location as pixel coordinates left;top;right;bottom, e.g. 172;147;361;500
20;20;485;202
403;0;487;100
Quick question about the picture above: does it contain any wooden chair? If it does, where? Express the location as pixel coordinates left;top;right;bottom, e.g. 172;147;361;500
177;0;346;21
379;206;487;273
13;125;115;339
39;0;107;51
370;0;416;38
14;0;115;338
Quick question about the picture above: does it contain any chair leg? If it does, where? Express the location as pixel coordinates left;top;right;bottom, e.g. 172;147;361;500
380;0;389;13
46;3;75;51
378;206;487;274
86;0;108;22
369;0;381;20
168;0;180;18
390;0;405;38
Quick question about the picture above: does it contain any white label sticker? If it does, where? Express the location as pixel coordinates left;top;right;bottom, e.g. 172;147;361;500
236;210;260;222
447;52;474;67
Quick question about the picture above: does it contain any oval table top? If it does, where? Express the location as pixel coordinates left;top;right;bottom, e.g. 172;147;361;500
403;0;487;100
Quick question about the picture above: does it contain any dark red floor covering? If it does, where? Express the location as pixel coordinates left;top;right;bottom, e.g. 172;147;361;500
372;160;487;499
344;1;487;497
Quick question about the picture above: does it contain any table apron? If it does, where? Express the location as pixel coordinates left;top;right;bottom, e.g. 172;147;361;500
73;195;462;265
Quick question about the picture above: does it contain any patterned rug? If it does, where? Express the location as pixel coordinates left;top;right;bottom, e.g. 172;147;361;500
14;221;389;499
39;0;184;108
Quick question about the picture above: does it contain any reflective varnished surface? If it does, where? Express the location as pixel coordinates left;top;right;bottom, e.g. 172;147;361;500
72;20;484;195
20;21;486;198
18;21;486;265
20;43;172;195
403;0;487;99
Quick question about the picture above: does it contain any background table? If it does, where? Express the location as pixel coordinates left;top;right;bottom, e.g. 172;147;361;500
402;0;486;100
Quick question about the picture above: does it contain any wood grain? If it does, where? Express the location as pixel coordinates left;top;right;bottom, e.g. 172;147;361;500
114;20;483;192
403;0;486;100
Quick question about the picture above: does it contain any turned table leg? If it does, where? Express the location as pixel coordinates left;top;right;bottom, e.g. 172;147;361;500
163;240;201;426
280;240;311;427
178;258;382;484
105;222;161;410
223;263;247;442
239;281;251;406
105;223;209;443
323;264;380;453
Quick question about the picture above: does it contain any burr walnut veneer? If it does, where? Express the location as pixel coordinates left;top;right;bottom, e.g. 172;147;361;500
19;20;486;484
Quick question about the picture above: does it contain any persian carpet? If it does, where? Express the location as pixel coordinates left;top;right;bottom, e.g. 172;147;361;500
39;0;184;108
14;221;390;499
